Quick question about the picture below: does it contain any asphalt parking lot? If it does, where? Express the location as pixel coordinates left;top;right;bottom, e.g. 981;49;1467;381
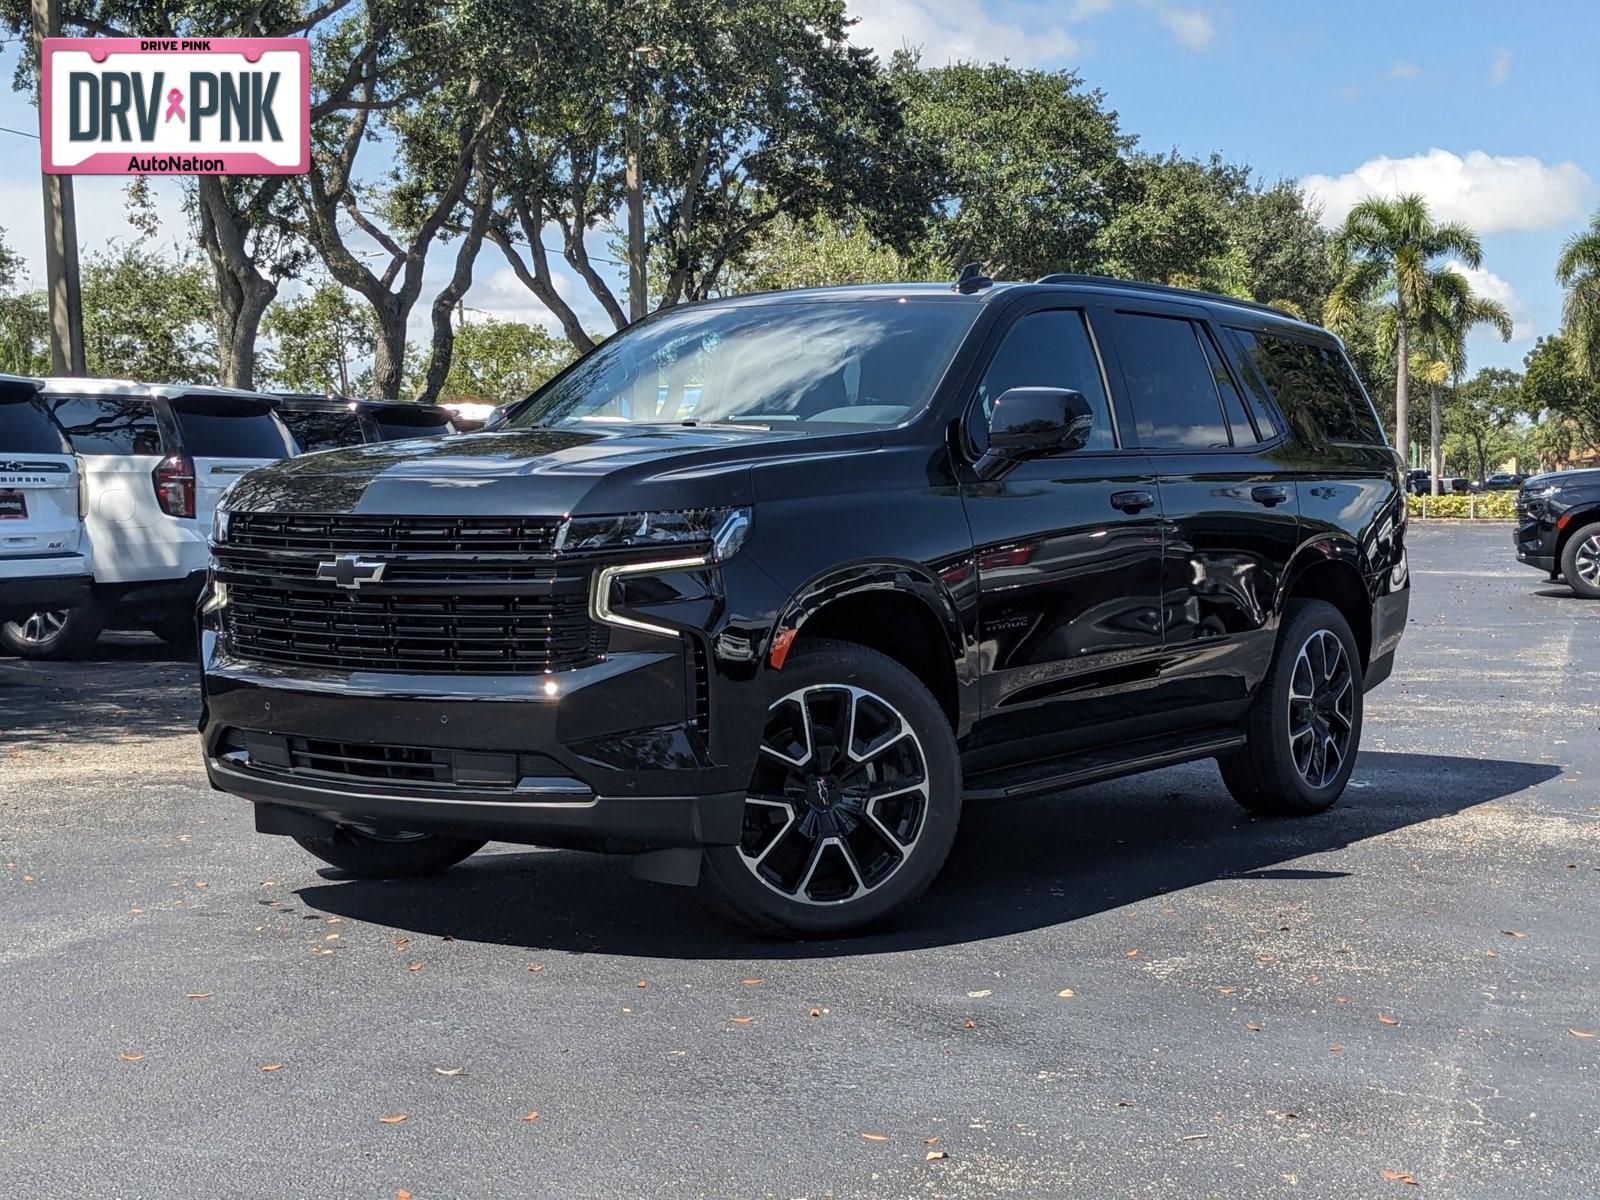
1;521;1596;1199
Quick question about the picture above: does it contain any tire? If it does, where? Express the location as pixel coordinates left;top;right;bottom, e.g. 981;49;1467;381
0;603;105;660
1560;521;1600;600
1217;600;1363;816
292;826;486;879
700;639;962;938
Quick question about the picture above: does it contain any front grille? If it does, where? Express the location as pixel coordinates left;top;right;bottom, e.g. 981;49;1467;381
225;582;602;674
220;728;572;790
227;511;562;555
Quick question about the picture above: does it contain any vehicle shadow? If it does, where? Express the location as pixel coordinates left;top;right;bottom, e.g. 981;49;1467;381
297;750;1560;958
0;634;198;745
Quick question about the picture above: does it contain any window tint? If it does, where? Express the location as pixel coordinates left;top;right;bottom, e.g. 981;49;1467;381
279;409;365;451
1232;329;1383;445
171;399;295;459
1108;314;1228;449
971;309;1116;452
1197;328;1258;445
0;394;69;454
44;395;162;455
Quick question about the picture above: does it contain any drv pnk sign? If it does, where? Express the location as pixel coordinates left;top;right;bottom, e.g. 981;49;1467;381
41;38;309;175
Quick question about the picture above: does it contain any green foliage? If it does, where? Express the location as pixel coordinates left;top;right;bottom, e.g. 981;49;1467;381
0;224;48;375
80;241;216;384
1446;367;1525;480
716;214;945;294
1523;334;1600;449
261;283;378;395
1407;492;1517;520
889;54;1132;280
1556;208;1600;380
435;318;575;403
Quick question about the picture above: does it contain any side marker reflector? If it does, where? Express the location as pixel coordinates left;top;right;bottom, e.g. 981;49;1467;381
770;628;798;670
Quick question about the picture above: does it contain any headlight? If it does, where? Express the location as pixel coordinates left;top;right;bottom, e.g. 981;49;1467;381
556;507;751;561
211;506;231;545
1525;484;1558;500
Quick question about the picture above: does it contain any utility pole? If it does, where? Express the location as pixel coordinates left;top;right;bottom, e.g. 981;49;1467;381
625;44;664;324
32;0;85;375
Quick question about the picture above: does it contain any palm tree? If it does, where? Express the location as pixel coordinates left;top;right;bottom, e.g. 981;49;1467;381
1556;209;1600;379
1328;194;1484;463
1412;268;1512;492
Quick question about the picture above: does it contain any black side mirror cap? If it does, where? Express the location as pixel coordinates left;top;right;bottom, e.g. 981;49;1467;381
976;387;1094;479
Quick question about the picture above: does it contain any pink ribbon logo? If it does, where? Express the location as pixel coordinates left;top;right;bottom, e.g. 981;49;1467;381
164;88;185;123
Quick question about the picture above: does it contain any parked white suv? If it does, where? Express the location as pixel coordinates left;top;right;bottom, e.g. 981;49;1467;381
2;380;295;659
0;375;92;635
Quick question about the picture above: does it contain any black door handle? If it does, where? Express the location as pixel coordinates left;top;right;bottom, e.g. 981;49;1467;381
1109;490;1155;514
1251;485;1290;507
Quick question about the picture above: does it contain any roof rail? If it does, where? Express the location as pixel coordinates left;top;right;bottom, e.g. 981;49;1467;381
1033;273;1293;318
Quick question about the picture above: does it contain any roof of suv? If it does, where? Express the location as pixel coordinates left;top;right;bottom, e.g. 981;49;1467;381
708;277;1326;338
267;393;455;418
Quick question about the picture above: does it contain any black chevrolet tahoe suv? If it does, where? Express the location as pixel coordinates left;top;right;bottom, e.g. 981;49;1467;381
199;275;1410;936
1515;467;1600;598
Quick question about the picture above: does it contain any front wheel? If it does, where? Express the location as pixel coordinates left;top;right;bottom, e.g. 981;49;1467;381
1561;522;1600;600
1218;600;1363;816
1;603;105;660
700;640;962;938
292;826;486;879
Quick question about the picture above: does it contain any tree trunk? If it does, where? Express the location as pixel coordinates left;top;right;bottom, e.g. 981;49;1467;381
370;299;408;399
197;176;279;390
625;98;646;322
1429;381;1442;496
417;167;493;404
1394;308;1410;468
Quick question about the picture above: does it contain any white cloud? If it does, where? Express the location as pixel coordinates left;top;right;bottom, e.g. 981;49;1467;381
1445;259;1534;342
845;0;1082;67
1303;149;1595;236
1387;59;1420;81
1490;46;1511;84
1154;5;1215;52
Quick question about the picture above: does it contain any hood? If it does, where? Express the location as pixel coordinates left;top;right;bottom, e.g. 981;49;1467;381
224;423;873;516
1524;467;1600;490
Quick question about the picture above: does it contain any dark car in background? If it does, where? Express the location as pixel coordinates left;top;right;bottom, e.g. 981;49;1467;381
269;394;457;452
1482;472;1525;491
199;274;1409;936
1516;468;1600;598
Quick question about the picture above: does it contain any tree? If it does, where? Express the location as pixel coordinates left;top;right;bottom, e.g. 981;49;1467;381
890;54;1132;281
1411;267;1511;490
435;317;575;404
1523;334;1600;457
1556;208;1600;380
261;283;377;395
1447;367;1523;481
79;242;216;383
715;213;943;294
1329;193;1484;462
0;224;48;374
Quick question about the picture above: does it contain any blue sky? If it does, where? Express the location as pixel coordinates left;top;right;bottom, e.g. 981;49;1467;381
1;1;1596;374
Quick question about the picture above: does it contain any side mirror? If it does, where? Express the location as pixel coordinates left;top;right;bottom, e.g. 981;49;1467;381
977;387;1094;478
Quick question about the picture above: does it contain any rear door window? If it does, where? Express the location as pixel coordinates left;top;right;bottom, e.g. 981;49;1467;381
1231;329;1384;445
1107;313;1229;450
0;393;70;454
170;397;296;459
1197;328;1258;445
970;309;1117;452
43;395;163;455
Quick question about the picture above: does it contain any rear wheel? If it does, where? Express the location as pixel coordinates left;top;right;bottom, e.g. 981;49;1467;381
0;603;105;660
292;826;486;879
1218;600;1362;816
701;640;961;938
1560;522;1600;600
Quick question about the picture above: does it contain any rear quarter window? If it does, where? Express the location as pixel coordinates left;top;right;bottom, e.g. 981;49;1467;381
43;395;163;455
372;408;454;441
0;394;70;454
1232;329;1384;445
171;398;296;459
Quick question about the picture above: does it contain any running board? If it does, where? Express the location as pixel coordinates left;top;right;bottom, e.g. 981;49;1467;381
962;730;1247;801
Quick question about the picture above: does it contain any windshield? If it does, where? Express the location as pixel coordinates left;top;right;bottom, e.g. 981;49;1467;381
509;300;975;431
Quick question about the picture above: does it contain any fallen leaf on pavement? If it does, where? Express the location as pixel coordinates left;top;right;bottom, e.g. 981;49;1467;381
1245;1023;1261;1032
434;1066;464;1076
185;992;212;1000
741;979;763;986
729;1016;754;1025
407;962;423;972
397;1191;411;1199
378;1114;409;1125
393;937;409;949
1501;930;1526;939
118;1051;145;1062
636;979;647;989
1378;1013;1400;1026
1329;1044;1343;1053
527;963;544;973
924;1136;940;1146
861;1132;889;1142
808;1007;823;1017
926;1150;948;1161
967;989;991;998
964;1019;977;1030
1057;988;1075;998
260;1063;284;1073
1569;1028;1596;1039
1380;1169;1418;1185
1124;949;1139;958
520;1111;540;1122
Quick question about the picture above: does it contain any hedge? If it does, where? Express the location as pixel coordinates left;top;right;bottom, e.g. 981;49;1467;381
1406;492;1517;520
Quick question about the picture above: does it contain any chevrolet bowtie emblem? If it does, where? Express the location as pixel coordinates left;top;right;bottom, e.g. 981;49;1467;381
316;555;387;589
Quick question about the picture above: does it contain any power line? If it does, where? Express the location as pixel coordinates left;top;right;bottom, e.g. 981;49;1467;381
0;124;40;140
